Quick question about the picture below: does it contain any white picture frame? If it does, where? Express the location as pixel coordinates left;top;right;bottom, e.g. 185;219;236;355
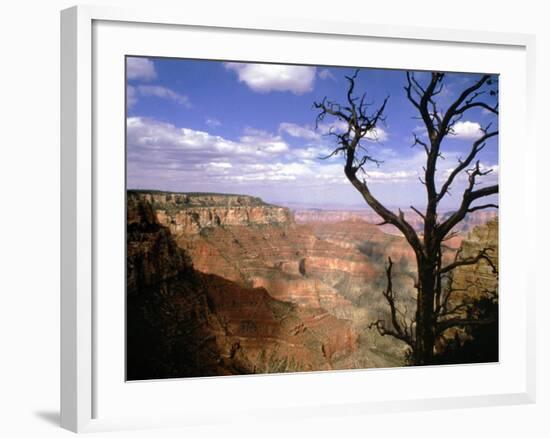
60;4;537;433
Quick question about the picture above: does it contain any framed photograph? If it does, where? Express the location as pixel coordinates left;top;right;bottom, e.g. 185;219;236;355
61;5;536;433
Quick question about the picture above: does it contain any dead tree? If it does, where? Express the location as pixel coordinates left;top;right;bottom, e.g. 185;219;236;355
314;70;499;365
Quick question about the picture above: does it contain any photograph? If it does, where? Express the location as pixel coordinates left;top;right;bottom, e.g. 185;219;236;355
125;56;499;380
2;0;545;435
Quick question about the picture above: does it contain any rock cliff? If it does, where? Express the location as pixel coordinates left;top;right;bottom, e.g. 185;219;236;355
449;217;499;300
127;195;193;291
129;190;293;236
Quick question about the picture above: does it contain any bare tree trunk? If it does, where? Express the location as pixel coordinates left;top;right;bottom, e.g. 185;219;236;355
415;261;436;365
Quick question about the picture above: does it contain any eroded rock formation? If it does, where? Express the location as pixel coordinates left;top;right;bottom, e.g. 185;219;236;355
127;193;361;379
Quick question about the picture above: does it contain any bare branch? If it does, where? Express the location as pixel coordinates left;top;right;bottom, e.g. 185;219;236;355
437;74;492;141
437;175;498;242
467;203;498;213
436;316;496;334
440;247;497;275
437;130;498;203
315;70;423;256
410;205;426;220
368;257;414;348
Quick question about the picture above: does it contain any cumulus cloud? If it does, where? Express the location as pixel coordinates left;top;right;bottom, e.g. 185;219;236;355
223;162;315;183
137;85;191;107
450;121;483;139
279;122;321;141
126;58;157;81
239;128;289;154
364;127;388;142
127;117;288;163
224;63;316;94
127;117;409;187
318;69;336;80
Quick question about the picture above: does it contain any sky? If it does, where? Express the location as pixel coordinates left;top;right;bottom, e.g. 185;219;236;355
126;56;498;210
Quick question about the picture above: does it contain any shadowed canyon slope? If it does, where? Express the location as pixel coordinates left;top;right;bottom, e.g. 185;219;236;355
127;191;498;379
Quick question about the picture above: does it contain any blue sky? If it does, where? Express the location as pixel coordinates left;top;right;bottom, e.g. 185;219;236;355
126;56;498;210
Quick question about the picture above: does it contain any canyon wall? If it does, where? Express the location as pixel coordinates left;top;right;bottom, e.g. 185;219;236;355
126;194;362;379
129;190;293;236
137;192;412;366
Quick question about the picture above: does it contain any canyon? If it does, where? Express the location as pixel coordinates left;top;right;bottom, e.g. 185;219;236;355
127;190;498;379
294;207;497;235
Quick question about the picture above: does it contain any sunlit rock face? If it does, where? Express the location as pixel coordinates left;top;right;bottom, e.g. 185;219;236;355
130;191;293;236
449;217;499;299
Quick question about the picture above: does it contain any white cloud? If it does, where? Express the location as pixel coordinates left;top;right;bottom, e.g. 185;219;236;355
279;120;388;143
137;85;191;107
223;162;315;183
127;117;288;161
318;69;336;80
318;120;388;142
316;120;348;136
450;121;483;139
289;147;330;160
126;85;137;109
224;63;316;94
239;128;289;154
366;170;417;181
205;117;221;127
126;116;497;206
195;161;233;173
209;162;232;169
126;58;156;81
279;123;320;141
364;127;388;142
